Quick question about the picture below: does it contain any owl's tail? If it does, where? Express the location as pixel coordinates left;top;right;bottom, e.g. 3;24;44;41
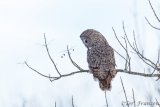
99;70;116;91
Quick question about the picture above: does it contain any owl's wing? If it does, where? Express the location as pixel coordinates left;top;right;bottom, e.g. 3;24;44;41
87;45;116;70
87;48;102;80
97;45;116;71
87;49;101;70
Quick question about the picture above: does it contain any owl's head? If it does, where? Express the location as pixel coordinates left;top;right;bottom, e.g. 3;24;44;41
80;29;108;49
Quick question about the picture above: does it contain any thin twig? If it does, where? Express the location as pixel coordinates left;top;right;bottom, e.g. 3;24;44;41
156;76;160;81
25;61;52;78
157;49;160;72
124;37;129;70
132;88;136;107
105;91;109;107
152;51;160;74
113;24;131;71
123;36;131;71
145;17;160;30
117;69;160;77
44;34;61;76
25;61;160;81
113;48;127;61
122;103;125;107
112;27;126;51
148;0;160;22
123;23;157;70
120;77;129;107
72;96;75;107
132;30;139;54
67;45;84;71
145;0;160;30
112;27;130;65
132;30;154;68
25;61;88;81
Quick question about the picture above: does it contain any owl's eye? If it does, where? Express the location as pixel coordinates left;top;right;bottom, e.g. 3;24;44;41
84;40;88;43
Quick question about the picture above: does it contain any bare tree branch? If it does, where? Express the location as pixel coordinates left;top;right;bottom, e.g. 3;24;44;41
24;34;86;82
123;34;131;72
25;32;160;81
67;45;84;71
113;21;158;75
123;22;159;71
25;60;160;81
120;77;129;107
104;91;109;107
24;61;88;82
23;0;160;106
152;51;160;74
112;27;127;52
72;96;75;107
112;27;131;70
55;102;56;107
148;0;160;23
145;0;160;30
113;48;127;61
25;27;160;82
117;69;160;77
132;88;136;107
43;34;61;76
25;61;52;78
145;17;160;30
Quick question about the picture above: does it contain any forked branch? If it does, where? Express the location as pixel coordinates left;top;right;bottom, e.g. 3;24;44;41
25;1;160;82
24;61;88;82
24;33;160;82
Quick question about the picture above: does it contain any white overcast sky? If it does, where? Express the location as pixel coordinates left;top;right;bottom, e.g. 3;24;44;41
0;0;160;107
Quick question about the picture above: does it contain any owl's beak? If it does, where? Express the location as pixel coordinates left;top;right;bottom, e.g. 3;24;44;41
88;47;92;50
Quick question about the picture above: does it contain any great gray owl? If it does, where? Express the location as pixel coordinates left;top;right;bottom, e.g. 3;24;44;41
80;29;116;91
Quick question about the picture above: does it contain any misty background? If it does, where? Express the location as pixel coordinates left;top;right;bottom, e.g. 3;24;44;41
0;0;160;106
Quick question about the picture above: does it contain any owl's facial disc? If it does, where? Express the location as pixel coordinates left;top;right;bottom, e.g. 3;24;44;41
80;36;93;49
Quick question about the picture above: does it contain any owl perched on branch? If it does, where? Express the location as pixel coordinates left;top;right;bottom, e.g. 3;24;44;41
80;29;116;91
